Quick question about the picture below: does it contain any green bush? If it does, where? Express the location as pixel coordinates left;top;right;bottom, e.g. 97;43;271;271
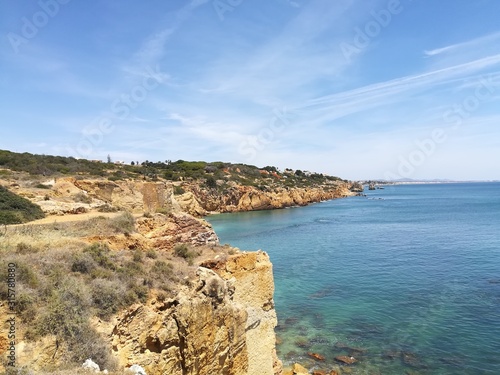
71;253;97;274
17;292;37;322
91;279;124;320
146;249;157;259
17;263;39;288
132;249;143;262
34;278;91;340
16;242;38;254
109;212;135;234
205;176;217;189
0;185;45;225
174;243;198;265
83;243;116;270
173;185;185;195
152;260;173;277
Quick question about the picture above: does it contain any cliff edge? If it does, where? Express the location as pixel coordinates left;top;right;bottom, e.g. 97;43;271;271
112;251;281;375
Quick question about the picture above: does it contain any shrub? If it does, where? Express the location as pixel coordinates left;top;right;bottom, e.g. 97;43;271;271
132;249;143;263
205;176;217;189
16;242;38;254
174;243;198;265
17;263;39;288
146;249;157;259
152;260;173;277
91;279;125;320
83;243;116;270
122;260;143;276
128;282;149;303
150;260;175;291
34;278;91;340
71;253;97;274
0;185;45;224
109;212;135;234
67;325;118;371
173;185;185;195
17;292;37;322
97;204;118;213
34;183;51;189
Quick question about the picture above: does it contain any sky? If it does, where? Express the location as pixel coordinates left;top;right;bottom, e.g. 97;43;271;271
1;0;500;181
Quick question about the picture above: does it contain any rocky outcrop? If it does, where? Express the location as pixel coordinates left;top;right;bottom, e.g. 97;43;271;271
111;252;281;375
178;182;356;215
135;212;219;249
74;180;178;214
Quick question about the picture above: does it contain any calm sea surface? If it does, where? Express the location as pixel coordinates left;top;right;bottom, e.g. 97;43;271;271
207;183;500;374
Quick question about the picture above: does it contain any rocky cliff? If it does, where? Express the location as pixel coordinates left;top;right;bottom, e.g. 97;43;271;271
111;251;281;375
0;172;358;374
179;182;356;215
8;176;357;217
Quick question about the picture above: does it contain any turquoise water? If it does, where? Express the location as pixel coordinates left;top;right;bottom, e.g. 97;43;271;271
207;183;500;374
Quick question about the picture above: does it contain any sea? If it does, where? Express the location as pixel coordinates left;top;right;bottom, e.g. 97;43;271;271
207;183;500;374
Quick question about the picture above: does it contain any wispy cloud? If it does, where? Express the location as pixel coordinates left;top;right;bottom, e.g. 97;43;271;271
302;54;500;119
424;31;500;57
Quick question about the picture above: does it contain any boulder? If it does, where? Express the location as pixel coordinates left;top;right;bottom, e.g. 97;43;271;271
334;355;357;365
292;363;309;375
127;364;147;375
82;358;100;372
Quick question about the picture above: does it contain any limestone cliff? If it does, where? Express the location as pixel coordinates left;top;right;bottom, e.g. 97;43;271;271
178;182;356;215
1;172;357;374
111;251;281;375
12;177;356;218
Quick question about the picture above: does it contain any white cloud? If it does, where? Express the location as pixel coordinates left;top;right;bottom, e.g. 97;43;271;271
424;31;500;57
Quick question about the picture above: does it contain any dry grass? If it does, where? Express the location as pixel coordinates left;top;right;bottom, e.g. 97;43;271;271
0;213;238;373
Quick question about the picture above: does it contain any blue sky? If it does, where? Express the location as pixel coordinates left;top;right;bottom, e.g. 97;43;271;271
1;0;500;180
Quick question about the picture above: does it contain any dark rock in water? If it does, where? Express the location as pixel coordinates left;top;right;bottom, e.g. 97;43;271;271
402;351;422;367
352;322;384;336
333;342;366;355
439;356;465;367
381;350;400;360
487;278;500;284
308;352;325;361
309;286;335;299
310;336;330;345
285;317;300;325
275;324;286;332
334;355;357;365
295;337;311;349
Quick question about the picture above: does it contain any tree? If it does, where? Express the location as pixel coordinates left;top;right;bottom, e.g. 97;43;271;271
107;154;112;163
131;161;135;166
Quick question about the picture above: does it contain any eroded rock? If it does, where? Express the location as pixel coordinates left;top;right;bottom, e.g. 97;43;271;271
111;252;280;375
